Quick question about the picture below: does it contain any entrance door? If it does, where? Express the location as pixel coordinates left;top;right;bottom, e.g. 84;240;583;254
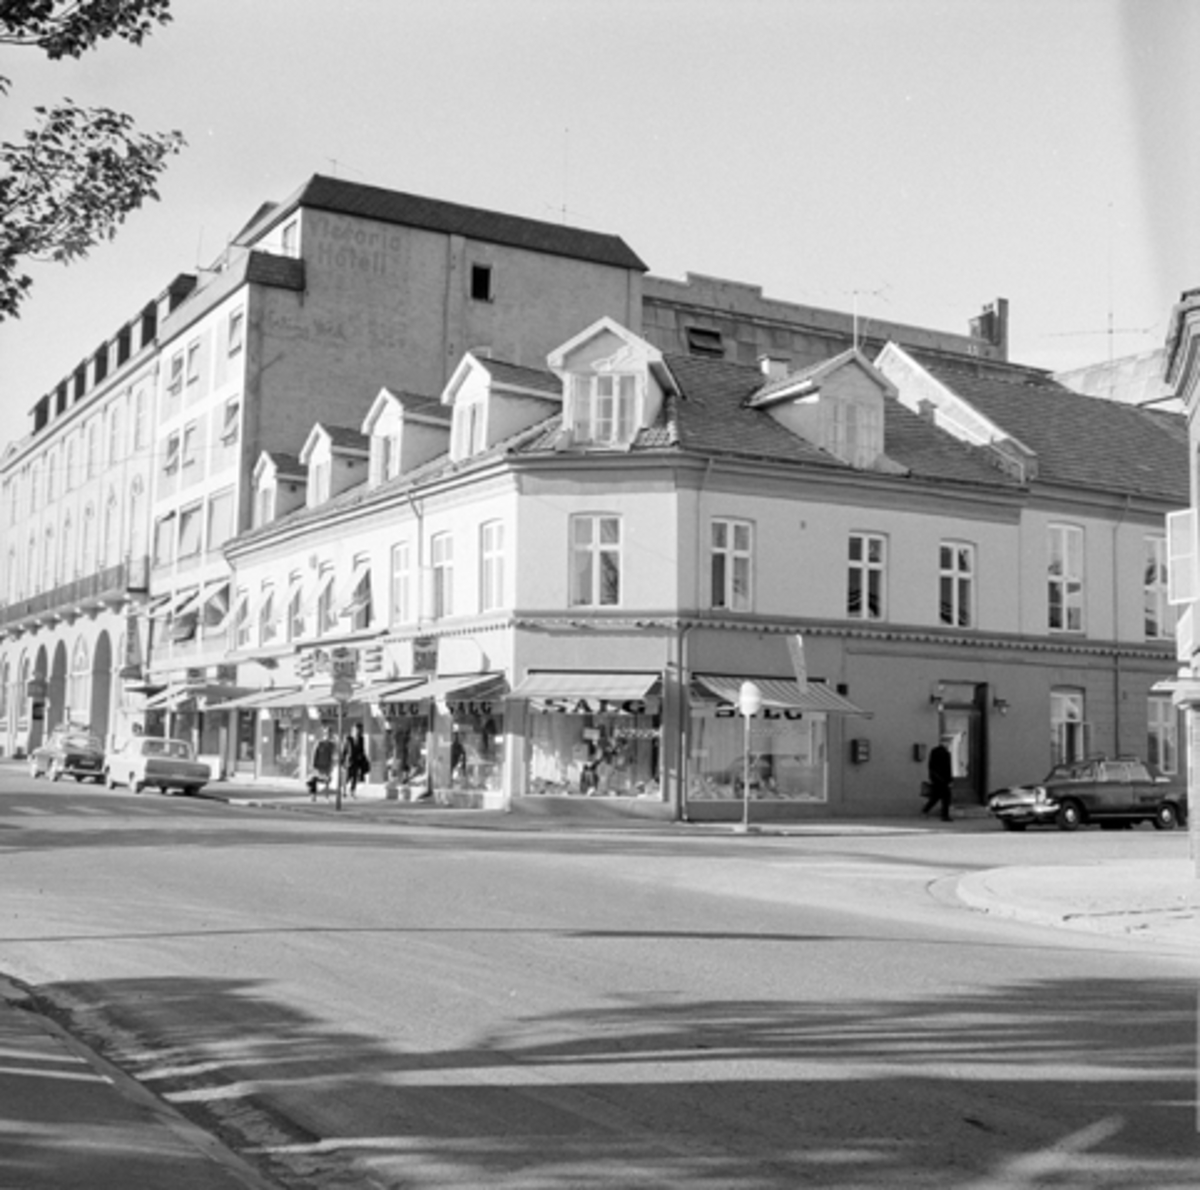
940;702;984;806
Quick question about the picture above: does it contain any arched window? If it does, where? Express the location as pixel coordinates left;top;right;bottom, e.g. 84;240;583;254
103;489;120;567
61;515;74;581
81;503;96;574
42;526;55;590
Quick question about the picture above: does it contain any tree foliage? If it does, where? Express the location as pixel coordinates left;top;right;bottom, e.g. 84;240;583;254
0;1;184;320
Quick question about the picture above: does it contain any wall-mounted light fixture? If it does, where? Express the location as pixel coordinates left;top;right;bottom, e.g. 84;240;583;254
929;683;945;713
993;696;1010;716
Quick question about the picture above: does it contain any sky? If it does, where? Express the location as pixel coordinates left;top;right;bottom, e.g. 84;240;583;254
1;0;1196;456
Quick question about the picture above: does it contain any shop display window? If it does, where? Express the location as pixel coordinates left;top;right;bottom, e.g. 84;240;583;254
688;708;827;802
528;707;660;798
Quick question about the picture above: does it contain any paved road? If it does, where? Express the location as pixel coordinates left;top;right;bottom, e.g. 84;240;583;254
1;772;1197;1188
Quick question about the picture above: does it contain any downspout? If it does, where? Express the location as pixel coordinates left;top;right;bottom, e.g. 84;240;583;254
1112;494;1131;752
405;489;425;626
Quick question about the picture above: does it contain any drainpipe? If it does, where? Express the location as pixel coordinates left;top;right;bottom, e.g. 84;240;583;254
1112;494;1131;752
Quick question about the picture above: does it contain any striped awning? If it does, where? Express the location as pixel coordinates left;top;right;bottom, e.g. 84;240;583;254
380;673;506;704
692;674;870;716
511;671;660;700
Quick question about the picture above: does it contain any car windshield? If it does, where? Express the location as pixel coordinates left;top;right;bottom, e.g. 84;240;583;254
164;740;192;759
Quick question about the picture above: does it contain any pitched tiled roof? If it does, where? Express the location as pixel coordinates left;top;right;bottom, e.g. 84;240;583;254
922;360;1188;502
250;175;647;272
263;451;303;478
480;359;562;397
321;424;369;452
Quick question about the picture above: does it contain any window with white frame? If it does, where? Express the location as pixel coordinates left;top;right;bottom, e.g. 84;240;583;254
108;405;122;466
1144;535;1177;639
311;457;331;504
1048;524;1084;632
347;555;373;631
220;398;240;444
456;400;486;458
381;430;402;482
164;431;181;477
182;421;199;471
829;402;882;469
711;518;752;611
1051;688;1087;765
847;532;886;620
571;374;639;446
85;421;98;479
281;219;299;257
234;588;252;649
185;340;201;391
431;533;454;620
287;573;304;641
228;308;244;356
42;527;54;589
134;387;148;449
45;451;57;502
570;514;621;606
390;541;411;626
259;582;277;644
81;503;96;573
939;541;975;628
1147;695;1178;775
317;565;337;635
60;516;73;581
153;513;175;567
178;503;202;559
480;521;505;612
103;491;119;567
257;484;273;528
64;439;76;492
166;352;184;399
207;488;234;551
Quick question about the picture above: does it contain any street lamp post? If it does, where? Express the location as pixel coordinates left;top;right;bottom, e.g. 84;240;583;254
737;681;763;833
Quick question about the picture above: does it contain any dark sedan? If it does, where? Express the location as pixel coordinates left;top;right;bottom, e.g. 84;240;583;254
988;757;1188;832
29;728;106;783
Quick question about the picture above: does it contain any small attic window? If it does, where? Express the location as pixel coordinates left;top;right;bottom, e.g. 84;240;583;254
470;264;494;302
685;326;724;358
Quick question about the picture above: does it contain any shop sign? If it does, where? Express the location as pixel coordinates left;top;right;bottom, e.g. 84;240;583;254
331;646;357;680
26;677;47;702
383;701;428;719
446;700;494;718
531;696;656;716
712;702;805;720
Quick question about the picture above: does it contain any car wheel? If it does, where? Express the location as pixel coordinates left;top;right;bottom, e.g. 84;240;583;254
49;761;64;782
29;759;41;779
1001;820;1026;831
1056;800;1083;831
105;770;117;790
133;779;145;794
1152;803;1179;831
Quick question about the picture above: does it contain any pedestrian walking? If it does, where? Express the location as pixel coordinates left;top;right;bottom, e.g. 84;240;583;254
308;726;337;800
921;735;954;821
341;722;369;797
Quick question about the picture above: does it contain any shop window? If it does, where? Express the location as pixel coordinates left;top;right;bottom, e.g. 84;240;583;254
527;702;660;798
1048;523;1084;632
1147;695;1178;775
847;532;886;620
710;518;752;611
570;515;621;606
939;541;975;628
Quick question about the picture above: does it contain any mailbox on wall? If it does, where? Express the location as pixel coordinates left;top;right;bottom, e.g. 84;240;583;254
850;738;871;764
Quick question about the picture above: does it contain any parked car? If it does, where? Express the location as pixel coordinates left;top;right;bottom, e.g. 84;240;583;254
988;757;1188;832
29;728;105;783
104;736;210;795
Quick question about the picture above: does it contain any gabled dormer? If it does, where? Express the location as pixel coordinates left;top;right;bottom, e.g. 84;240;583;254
298;423;369;508
547;317;674;450
252;451;306;528
442;354;561;463
748;348;903;472
874;342;1038;482
362;387;451;485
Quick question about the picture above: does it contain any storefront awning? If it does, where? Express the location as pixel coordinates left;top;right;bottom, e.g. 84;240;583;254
693;674;871;716
511;671;661;700
144;683;260;711
214;687;301;711
381;672;506;704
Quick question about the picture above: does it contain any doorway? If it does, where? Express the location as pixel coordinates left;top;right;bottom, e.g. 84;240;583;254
938;683;988;805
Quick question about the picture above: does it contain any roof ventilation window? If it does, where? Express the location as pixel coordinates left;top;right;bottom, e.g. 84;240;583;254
685;326;725;358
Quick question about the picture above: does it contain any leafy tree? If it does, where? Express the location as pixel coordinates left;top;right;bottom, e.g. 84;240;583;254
0;1;185;319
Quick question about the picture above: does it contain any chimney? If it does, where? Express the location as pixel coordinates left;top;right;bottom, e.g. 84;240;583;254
969;298;1010;360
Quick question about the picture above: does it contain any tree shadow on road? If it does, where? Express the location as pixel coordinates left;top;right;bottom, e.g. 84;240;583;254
16;971;1199;1189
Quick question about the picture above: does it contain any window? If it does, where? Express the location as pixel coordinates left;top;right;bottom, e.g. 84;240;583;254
347;556;373;631
207;488;235;550
260;583;277;644
1148;695;1178;775
1048;524;1083;632
234;588;252;649
185;340;201;390
1167;508;1197;605
311;457;331;504
684;326;724;358
134;387;147;449
711;519;752;611
480;521;505;612
456;401;485;458
153;513;176;567
431;533;454;620
45;452;57;502
316;565;337;635
164;432;181;475
939;542;975;628
182;421;199;470
281;219;298;257
61;516;74;581
847;532;885;620
85;421;98;479
103;491;119;567
257;484;273;528
178;503;202;559
220;398;240;444
42;527;54;589
1051;689;1086;765
390;542;411;626
287;573;304;641
830;402;882;469
470;263;493;302
228;308;244;355
108;404;122;466
1144;536;1176;639
571;374;639;446
380;430;402;481
166;352;184;398
570;515;621;607
64;438;76;492
81;503;96;573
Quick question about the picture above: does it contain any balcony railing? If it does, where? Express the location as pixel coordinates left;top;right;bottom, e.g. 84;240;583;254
0;556;149;629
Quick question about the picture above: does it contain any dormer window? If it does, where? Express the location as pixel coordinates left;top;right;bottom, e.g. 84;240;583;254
571;373;639;446
455;399;486;458
829;402;882;469
311;457;330;504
